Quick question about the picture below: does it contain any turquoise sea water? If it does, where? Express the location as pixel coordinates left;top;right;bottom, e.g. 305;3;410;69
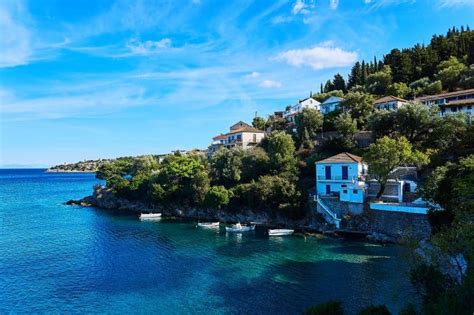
0;169;418;314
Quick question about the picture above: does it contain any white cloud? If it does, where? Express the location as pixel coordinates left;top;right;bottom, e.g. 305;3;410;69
437;0;474;7
0;2;32;68
292;0;315;15
274;41;357;70
329;0;339;9
126;38;172;55
364;0;373;3
259;80;282;88
245;71;260;78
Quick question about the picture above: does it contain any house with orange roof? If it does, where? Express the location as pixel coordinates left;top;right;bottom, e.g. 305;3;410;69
416;88;474;118
207;121;265;156
374;95;408;111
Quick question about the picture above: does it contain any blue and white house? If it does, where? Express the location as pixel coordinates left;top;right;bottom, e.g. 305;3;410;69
316;152;367;203
320;96;345;115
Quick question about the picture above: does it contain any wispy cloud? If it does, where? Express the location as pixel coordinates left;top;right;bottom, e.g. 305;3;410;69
126;38;172;55
245;71;260;79
259;80;282;88
0;2;32;68
273;41;357;70
292;0;316;15
437;0;474;7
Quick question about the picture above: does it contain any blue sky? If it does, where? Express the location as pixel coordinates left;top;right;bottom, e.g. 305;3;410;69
0;0;473;167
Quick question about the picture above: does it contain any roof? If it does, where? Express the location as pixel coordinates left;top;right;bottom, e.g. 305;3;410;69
229;121;252;131
321;96;345;105
226;126;265;135
441;99;474;106
374;95;408;104
416;88;474;102
316;152;364;164
212;134;227;140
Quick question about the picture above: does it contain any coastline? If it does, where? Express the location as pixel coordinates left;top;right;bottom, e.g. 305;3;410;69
67;185;431;243
46;169;97;173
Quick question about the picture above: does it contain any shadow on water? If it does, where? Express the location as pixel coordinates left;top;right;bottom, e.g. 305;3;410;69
208;255;415;315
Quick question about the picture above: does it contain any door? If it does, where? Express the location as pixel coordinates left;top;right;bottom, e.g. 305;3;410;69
342;166;348;180
325;166;331;180
326;185;331;195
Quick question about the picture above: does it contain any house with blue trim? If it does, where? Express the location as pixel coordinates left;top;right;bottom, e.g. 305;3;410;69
320;96;345;115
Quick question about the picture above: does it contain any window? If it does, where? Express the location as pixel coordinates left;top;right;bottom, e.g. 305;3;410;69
343;190;347;194
468;105;472;110
353;190;358;194
253;134;257;142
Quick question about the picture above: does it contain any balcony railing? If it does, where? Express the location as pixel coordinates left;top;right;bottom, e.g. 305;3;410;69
317;175;365;181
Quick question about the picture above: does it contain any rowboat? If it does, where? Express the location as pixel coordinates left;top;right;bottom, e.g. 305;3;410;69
225;223;255;233
268;229;294;236
139;213;162;220
197;222;220;228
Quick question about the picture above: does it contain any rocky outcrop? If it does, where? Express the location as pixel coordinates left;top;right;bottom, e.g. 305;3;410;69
67;185;324;230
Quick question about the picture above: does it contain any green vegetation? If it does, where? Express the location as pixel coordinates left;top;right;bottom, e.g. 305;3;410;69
94;26;473;314
364;136;429;198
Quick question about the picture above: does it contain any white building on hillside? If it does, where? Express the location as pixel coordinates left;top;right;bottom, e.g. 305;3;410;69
315;152;367;203
320;96;345;115
416;88;474;118
207;121;265;156
283;97;321;123
374;95;408;111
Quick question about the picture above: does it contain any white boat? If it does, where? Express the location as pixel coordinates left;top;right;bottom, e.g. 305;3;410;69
225;223;255;233
197;222;220;228
139;213;162;220
268;229;294;236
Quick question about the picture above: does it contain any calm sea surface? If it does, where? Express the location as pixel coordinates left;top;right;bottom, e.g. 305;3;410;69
0;169;418;314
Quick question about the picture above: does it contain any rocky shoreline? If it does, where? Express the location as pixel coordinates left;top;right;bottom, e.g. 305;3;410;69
67;185;431;244
67;185;322;231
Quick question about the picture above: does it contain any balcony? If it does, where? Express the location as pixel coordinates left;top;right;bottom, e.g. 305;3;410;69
317;175;362;182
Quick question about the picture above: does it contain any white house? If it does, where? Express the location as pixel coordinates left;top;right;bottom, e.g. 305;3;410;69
283;97;321;123
207;121;265;156
416;88;474;119
320;96;345;115
374;95;408;111
315;152;367;203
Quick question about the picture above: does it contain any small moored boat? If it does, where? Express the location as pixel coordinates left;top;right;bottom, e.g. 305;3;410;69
225;223;255;233
197;222;220;228
268;229;294;236
139;213;162;220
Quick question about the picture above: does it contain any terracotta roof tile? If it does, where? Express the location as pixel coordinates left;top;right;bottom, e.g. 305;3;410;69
316;152;364;164
374;95;408;104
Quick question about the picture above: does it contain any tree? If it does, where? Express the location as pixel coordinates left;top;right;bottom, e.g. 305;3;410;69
435;56;467;90
150;154;209;204
266;114;286;132
425;80;443;95
295;108;323;149
364;136;429;198
209;148;245;187
365;65;392;95
204;185;232;209
459;64;474;89
348;61;363;89
252;116;266;130
262;131;296;174
387;82;410;98
332;73;346;92
341;92;375;129
324;79;335;93
334;112;357;139
409;77;431;97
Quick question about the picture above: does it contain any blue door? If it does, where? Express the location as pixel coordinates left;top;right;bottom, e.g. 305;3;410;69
325;166;331;180
342;166;348;180
326;185;331;195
